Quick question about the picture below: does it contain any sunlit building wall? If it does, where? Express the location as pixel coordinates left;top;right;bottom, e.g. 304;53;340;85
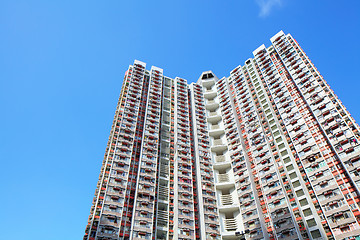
84;31;360;240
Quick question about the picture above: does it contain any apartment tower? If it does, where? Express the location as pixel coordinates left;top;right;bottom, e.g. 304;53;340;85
84;31;360;240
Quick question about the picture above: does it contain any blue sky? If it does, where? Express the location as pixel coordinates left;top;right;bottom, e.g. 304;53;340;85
1;1;359;239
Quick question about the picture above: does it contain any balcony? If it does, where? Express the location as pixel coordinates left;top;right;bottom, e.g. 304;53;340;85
159;164;169;178
220;194;234;206
224;218;238;231
213;138;225;146
213;155;230;164
206;100;219;111
218;173;230;183
209;126;225;137
202;79;216;89
96;231;119;239
217;189;239;212
207;114;222;125
158;185;169;201
211;144;228;155
157;210;168;223
203;89;217;99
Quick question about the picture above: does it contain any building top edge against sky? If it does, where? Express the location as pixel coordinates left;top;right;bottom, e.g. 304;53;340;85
133;30;292;84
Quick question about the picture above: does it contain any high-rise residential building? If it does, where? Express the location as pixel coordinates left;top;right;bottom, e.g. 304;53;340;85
84;31;360;240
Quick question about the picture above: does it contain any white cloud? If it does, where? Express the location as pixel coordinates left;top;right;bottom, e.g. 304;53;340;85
256;0;282;17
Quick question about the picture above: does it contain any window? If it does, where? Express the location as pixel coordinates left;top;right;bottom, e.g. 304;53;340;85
310;230;322;239
292;180;300;188
283;157;291;164
303;208;312;217
296;189;305;197
286;164;294;171
289;172;297;179
307;219;317;227
281;150;288;156
299;198;308;206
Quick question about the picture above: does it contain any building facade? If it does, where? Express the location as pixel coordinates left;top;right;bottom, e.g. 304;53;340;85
84;31;360;240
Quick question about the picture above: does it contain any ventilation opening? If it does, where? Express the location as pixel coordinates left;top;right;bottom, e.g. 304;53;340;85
202;73;214;80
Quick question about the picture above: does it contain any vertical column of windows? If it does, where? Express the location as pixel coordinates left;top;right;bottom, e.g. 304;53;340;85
230;66;275;240
154;76;172;240
174;78;196;240
254;50;315;240
190;83;220;240
130;67;163;240
229;68;266;239
250;53;314;239
167;79;176;239
256;44;331;240
210;75;245;238
117;62;149;239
